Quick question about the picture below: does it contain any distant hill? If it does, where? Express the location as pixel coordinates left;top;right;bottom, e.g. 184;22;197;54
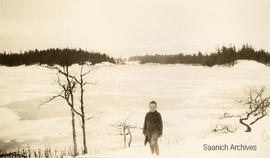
129;44;270;66
232;60;268;69
0;48;115;66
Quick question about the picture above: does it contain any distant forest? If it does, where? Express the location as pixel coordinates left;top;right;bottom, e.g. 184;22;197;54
129;44;270;66
0;48;115;66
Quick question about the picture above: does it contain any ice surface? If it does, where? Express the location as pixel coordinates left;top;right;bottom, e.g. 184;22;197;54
1;60;270;157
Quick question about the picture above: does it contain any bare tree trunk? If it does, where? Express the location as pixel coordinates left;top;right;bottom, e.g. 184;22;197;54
123;127;126;148
65;66;78;156
79;66;88;154
81;114;87;154
127;128;132;148
239;111;254;132
239;117;251;132
71;109;78;156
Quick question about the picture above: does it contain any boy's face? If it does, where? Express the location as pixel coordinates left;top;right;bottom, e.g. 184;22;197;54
149;103;157;112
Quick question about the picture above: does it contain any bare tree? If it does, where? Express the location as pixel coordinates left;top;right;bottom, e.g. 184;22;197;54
239;87;270;132
69;64;95;154
112;115;142;148
41;65;79;156
41;63;96;155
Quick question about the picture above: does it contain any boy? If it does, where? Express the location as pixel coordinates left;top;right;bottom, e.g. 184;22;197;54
143;100;163;156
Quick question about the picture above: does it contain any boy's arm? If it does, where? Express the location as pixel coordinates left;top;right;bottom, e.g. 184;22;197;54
159;113;163;136
143;114;147;135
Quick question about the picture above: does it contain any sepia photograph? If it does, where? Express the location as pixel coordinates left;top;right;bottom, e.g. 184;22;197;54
1;0;270;157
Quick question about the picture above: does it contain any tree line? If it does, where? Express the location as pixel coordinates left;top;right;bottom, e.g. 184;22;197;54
129;44;270;66
0;48;115;66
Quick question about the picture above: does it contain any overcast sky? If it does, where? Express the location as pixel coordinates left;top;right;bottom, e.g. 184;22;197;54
0;0;269;57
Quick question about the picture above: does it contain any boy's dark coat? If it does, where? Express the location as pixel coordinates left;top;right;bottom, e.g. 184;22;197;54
143;111;163;145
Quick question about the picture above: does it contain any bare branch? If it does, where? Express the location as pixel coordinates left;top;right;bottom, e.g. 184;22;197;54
82;65;97;77
250;114;266;125
82;69;92;77
39;90;65;108
239;87;270;132
123;114;132;123
47;65;82;85
86;113;101;121
64;99;83;117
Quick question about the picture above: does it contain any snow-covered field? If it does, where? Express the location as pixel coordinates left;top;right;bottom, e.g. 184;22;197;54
1;60;270;158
